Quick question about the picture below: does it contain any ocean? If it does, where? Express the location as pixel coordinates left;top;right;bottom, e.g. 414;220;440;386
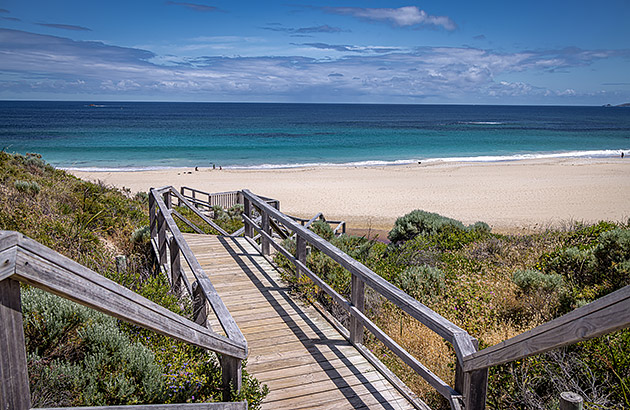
1;101;629;170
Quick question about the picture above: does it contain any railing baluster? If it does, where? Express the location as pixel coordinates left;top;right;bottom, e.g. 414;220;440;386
157;209;167;267
221;356;243;402
170;238;182;294
149;192;157;238
244;197;253;238
0;278;31;410
350;273;365;344
296;234;307;279
261;210;270;256
163;190;171;209
455;337;487;410
192;281;207;327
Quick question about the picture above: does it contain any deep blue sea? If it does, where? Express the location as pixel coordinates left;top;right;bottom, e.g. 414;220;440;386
1;101;629;170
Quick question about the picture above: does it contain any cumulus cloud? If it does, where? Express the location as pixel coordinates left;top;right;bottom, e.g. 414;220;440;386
322;6;456;30
36;23;91;31
1;28;628;103
166;2;219;12
0;9;9;13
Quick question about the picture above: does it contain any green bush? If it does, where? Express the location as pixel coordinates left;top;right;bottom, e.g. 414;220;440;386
388;210;468;243
591;229;630;287
311;219;335;241
394;265;445;302
388;209;491;250
23;288;163;407
512;269;564;294
14;180;41;195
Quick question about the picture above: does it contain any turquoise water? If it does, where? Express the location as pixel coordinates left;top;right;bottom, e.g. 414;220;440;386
1;101;629;170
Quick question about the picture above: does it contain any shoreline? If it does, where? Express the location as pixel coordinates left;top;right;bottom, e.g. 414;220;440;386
60;148;629;173
70;157;630;235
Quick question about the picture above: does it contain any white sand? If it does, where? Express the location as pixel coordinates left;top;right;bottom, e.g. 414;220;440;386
70;158;630;233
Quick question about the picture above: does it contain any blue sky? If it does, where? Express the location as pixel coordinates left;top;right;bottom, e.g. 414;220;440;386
1;1;629;104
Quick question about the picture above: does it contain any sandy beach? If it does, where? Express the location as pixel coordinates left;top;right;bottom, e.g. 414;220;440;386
70;158;630;235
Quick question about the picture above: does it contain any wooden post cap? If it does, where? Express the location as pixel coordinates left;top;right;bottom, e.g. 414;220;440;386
560;392;583;410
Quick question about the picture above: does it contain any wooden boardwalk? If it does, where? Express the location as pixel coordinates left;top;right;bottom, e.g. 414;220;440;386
183;233;416;410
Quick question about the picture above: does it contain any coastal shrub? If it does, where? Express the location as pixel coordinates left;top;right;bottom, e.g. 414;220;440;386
388;209;492;250
14;179;41;195
388;210;467;243
131;225;151;245
310;219;335;241
23;288;163;406
591;229;630;287
394;265;445;302
512;269;564;294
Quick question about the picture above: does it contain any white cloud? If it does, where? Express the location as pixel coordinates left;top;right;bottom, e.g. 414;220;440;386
323;6;457;31
1;28;629;103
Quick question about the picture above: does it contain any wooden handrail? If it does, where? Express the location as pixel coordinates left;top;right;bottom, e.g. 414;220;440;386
156;187;229;236
150;189;245;344
464;284;630;372
242;190;474;355
0;230;247;410
241;189;473;409
148;188;247;399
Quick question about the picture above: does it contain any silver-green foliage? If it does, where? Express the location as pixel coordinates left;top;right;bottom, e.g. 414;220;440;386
512;269;564;294
22;287;163;407
14;180;41;195
394;265;445;302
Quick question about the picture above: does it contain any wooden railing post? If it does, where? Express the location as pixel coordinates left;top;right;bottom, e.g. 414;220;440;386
261;210;270;256
243;197;253;238
0;279;31;410
149;190;157;238
169;238;182;294
350;273;365;344
296;234;307;279
221;355;243;401
455;338;488;410
162;190;172;209
157;209;167;267
192;281;207;327
560;392;583;410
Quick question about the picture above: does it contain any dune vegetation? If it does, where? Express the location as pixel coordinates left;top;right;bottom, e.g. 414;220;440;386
0;152;267;408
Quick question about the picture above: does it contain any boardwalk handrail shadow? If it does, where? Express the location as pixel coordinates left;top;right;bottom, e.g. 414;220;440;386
0;230;247;410
238;189;630;410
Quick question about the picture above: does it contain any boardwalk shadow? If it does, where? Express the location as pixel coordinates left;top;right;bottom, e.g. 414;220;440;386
217;236;399;410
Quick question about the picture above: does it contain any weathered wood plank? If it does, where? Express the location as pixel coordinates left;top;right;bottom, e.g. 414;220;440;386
13;245;245;359
171;208;205;234
0;278;31;410
186;234;416;409
36;403;247;410
0;247;17;281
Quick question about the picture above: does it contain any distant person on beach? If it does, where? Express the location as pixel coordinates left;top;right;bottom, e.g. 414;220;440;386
622;152;625;159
